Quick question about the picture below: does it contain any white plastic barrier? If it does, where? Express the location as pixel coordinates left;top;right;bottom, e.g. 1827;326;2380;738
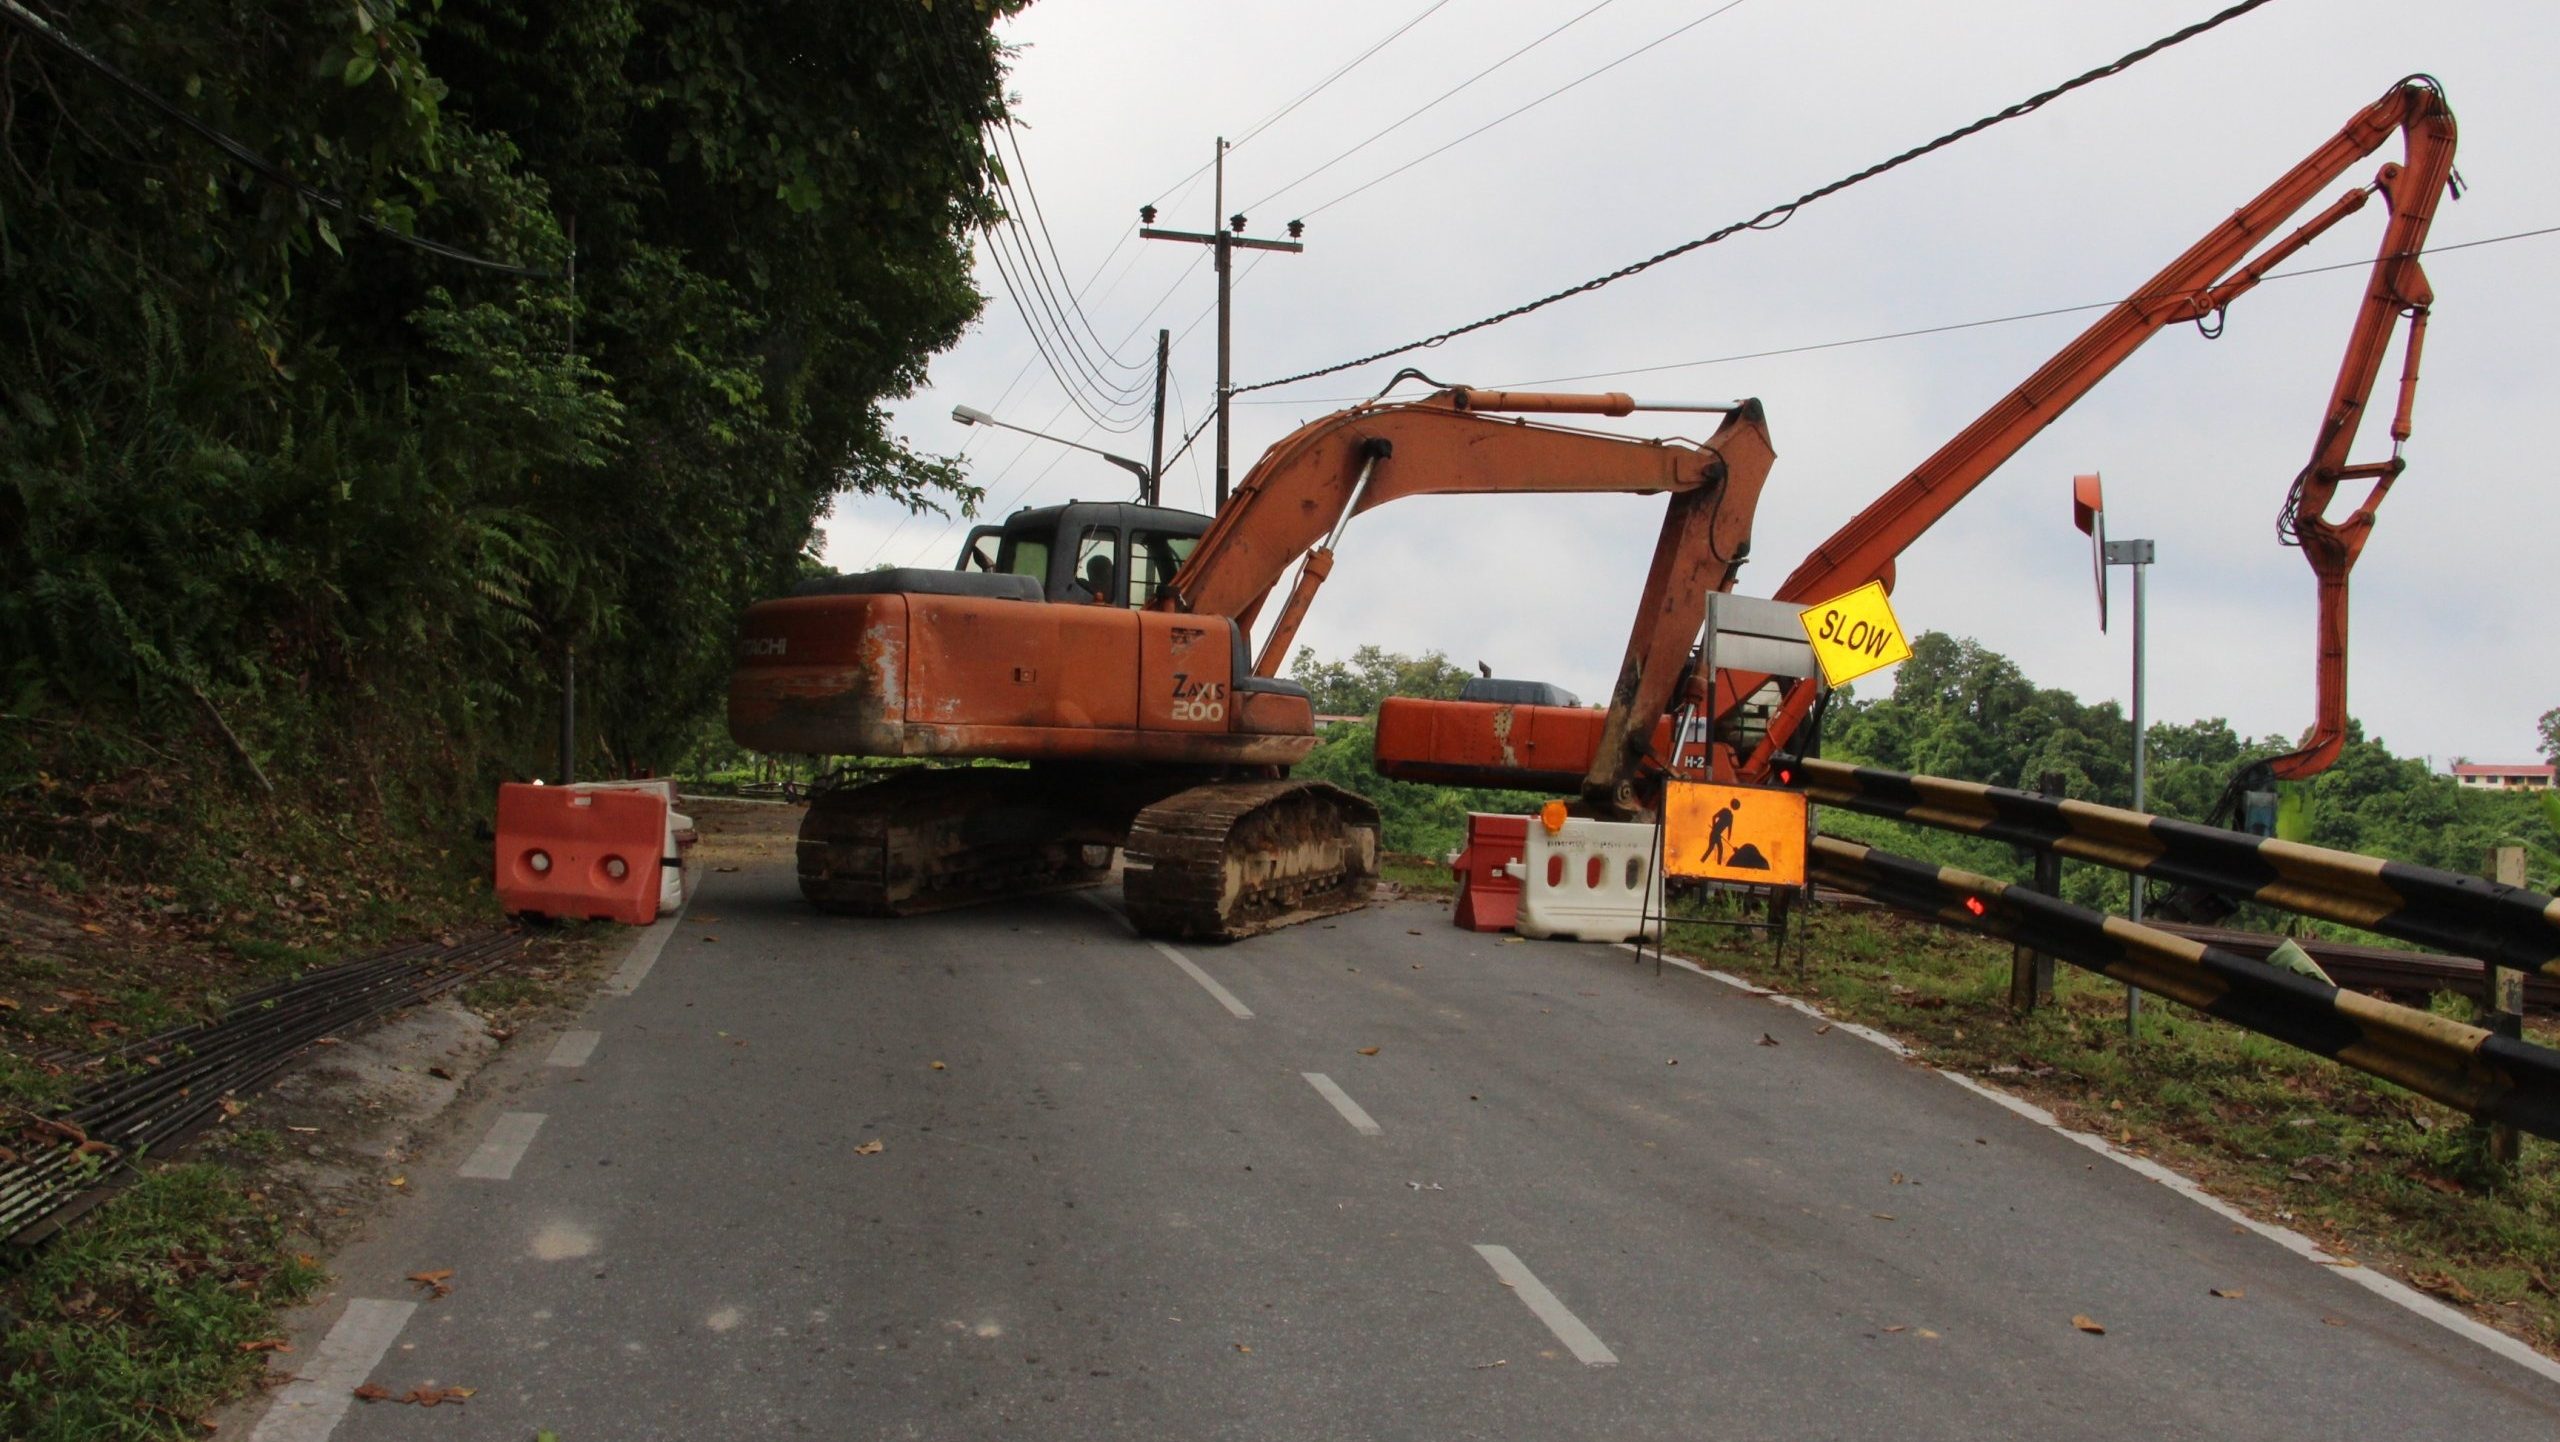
563;780;693;912
1514;818;1663;943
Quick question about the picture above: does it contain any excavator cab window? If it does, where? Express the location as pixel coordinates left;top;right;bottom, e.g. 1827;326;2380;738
1127;530;1198;608
958;526;1002;572
992;533;1050;585
1075;525;1120;604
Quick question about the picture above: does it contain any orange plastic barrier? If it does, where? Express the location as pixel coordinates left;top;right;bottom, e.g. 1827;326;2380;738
494;782;668;925
1453;812;1529;933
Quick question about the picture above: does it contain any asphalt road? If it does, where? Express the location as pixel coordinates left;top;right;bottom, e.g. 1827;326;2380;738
249;856;2560;1440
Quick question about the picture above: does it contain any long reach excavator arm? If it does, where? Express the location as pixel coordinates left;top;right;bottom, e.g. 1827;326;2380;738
1752;76;2456;783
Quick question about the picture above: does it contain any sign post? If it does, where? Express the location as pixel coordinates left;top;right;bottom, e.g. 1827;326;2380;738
2076;472;2158;1040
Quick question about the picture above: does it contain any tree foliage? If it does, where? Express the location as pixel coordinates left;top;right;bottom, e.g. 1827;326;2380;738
1;0;1018;788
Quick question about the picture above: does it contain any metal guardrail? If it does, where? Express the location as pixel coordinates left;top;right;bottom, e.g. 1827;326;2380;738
1781;757;2560;981
1809;836;2560;1141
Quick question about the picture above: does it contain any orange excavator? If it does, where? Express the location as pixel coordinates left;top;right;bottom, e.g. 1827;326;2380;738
730;77;2455;937
1378;76;2457;805
730;394;1777;939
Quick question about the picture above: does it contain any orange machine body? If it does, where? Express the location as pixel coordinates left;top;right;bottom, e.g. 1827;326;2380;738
729;594;1314;766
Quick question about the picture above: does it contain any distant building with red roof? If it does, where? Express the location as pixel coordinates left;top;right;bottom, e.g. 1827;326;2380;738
2451;762;2555;791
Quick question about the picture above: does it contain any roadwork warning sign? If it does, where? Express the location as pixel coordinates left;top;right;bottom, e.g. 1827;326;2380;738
1799;580;1913;688
1663;781;1808;887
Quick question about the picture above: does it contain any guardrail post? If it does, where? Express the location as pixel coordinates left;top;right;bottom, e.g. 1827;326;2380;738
2486;846;2530;1166
2008;773;2066;1013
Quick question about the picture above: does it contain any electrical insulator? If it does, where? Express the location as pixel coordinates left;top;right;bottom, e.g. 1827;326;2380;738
1286;219;1304;239
1229;213;1247;234
1139;204;1157;225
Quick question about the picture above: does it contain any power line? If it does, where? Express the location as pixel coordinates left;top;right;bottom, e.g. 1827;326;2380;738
1295;0;1755;221
997;121;1148;373
1139;0;1459;209
1238;0;2288;396
0;0;558;279
1228;0;1460;153
1225;222;2560;405
981;228;1152;431
1166;367;1212;511
1242;0;1632;216
984;214;1152;406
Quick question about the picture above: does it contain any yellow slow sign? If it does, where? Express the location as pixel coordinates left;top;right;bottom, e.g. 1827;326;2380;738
1797;581;1913;688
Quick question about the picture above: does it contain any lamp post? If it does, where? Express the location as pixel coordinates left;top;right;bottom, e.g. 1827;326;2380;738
951;405;1155;503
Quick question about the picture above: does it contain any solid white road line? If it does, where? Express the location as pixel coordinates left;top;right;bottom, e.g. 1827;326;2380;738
1301;1072;1383;1135
244;1297;415;1442
606;914;678;996
1473;1245;1618;1367
458;1111;547;1180
1151;940;1253;1018
545;1029;602;1067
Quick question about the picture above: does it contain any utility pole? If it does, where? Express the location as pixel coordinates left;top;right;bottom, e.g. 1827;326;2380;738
1149;328;1169;507
1139;138;1305;511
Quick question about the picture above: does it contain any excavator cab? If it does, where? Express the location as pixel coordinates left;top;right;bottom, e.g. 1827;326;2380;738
955;502;1212;607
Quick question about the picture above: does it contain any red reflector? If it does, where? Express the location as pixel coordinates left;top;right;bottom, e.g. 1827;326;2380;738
1963;896;1986;916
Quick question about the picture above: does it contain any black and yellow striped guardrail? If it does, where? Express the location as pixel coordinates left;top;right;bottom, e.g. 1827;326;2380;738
1810;836;2560;1140
1777;757;2560;981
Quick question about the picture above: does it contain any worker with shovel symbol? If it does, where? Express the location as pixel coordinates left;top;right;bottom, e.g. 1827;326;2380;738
1704;798;1740;865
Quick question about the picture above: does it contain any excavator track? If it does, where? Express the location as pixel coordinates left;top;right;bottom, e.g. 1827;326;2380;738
797;769;1125;916
1121;779;1382;942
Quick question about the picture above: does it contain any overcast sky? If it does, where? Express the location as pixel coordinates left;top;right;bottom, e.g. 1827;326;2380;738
823;0;2559;772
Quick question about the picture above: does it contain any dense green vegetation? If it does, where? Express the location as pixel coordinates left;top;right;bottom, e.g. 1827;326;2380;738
2;0;1016;807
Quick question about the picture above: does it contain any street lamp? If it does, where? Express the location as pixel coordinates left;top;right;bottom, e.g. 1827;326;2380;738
952;405;1155;504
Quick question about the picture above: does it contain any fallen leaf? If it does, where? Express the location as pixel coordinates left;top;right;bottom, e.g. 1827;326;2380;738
1357;1047;1379;1056
1814;1023;1832;1035
701;936;718;944
238;1339;291;1354
1891;1172;1906;1185
2209;1288;2244;1300
854;1139;885;1156
2071;1315;2106;1335
0;997;17;1011
218;1098;244;1119
1472;1358;1508;1369
427;1066;452;1080
930;1061;947;1071
2321;1316;2347;1327
1882;1325;1907;1334
1871;1212;1897;1221
406;1269;454;1299
2411;1271;2477;1304
352;1384;392;1403
402;1385;473;1406
1916;1328;1940;1340
1757;1033;1780;1047
1406;929;1422;936
1234;1343;1251;1353
388;1176;407;1188
287;1126;320;1135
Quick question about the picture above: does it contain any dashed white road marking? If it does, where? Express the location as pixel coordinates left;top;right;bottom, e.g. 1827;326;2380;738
1473;1245;1617;1367
1152;940;1253;1018
245;1297;415;1442
1620;940;2560;1389
545;1029;602;1067
1302;1072;1383;1135
459;1111;547;1180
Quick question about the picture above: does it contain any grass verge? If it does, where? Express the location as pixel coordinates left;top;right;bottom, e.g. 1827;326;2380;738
1660;898;2560;1355
0;1164;322;1441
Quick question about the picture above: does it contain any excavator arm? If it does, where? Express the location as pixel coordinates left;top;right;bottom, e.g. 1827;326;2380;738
1718;77;2457;783
1154;389;1776;804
